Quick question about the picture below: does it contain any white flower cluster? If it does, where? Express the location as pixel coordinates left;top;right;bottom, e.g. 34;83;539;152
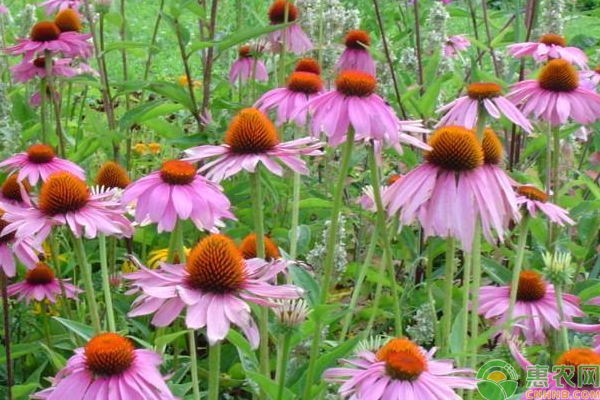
406;304;436;346
424;2;449;56
0;84;20;159
540;0;565;35
17;4;36;39
306;215;348;277
398;47;418;71
296;0;360;72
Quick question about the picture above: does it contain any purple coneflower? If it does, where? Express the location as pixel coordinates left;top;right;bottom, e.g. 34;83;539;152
267;1;312;55
516;185;574;226
444;35;470;58
2;171;133;242
508;33;588;68
184;108;322;181
479;270;582;345
437;82;533;133
383;126;519;251
301;70;430;149
7;262;81;304
254;70;323;126
0;209;40;277
336;30;375;76
229;45;268;84
38;0;79;16
0;144;84;185
580;65;600;90
323;337;476;399
508;59;600;126
11;55;75;83
121;159;235;233
126;234;302;347
31;332;178;399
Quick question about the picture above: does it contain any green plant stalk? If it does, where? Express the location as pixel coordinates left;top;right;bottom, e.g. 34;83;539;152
98;234;116;332
189;331;201;400
442;237;455;355
555;286;570;351
426;242;439;348
302;130;355;400
460;251;472;367
166;221;180;263
207;341;221;400
365;246;388;337
368;145;402;335
289;124;307;261
277;2;289;86
339;224;379;341
40;301;51;346
469;223;482;372
44;50;66;157
48;232;75;321
275;333;293;400
549;125;561;248
248;171;270;385
506;216;531;330
39;78;47;143
545;123;552;196
1;271;13;400
72;235;101;334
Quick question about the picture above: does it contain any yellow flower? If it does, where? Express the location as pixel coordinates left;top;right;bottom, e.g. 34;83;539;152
148;142;161;155
147;247;191;269
132;142;146;155
177;75;202;89
121;260;137;274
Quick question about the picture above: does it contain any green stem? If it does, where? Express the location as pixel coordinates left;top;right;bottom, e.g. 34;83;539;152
554;286;570;351
365;246;388;337
442;237;455;355
469;223;482;373
460;251;472;367
248;171;270;385
40;78;47;143
426;243;439;348
339;224;379;341
98;234;116;332
277;2;289;86
368;145;402;335
275;334;292;400
549;125;561;249
1;272;13;400
302;130;355;400
166;221;180;263
475;104;487;142
72;235;101;334
506;217;530;329
189;331;201;400
40;301;51;346
44;50;66;157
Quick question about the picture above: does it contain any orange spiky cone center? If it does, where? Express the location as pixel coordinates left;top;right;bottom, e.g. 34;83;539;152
556;348;600;385
516;186;549;203
481;128;503;165
95;161;131;189
538;59;579;92
30;21;61;42
287;71;323;94
376;338;427;381
38;172;90;216
344;30;370;50
515;271;547;302
25;262;55;285
185;234;246;293
1;175;30;203
239;233;280;261
268;0;298;23
26;144;55;164
424;126;484;171
224;108;280;154
295;58;320;75
539;34;566;47
85;333;135;376
467;82;502;100
54;8;81;33
335;70;376;97
159;160;196;185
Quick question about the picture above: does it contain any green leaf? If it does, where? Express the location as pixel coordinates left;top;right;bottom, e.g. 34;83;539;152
227;330;259;370
298;198;332;209
53;317;95;341
245;371;294;400
39;342;66;370
154;330;189;350
0;342;40;364
101;41;154;56
148;82;195;111
289;264;319;307
215;22;291;52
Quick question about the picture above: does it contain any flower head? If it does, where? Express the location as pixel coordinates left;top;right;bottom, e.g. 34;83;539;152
0;144;84;185
126;234;302;347
323;337;476;399
239;233;280;261
508;33;588;68
7;262;81;303
542;250;574;287
254;71;323;126
121;160;235;232
478;270;582;344
294;58;320;75
267;1;312;54
384;126;520;251
229;44;268;84
38;0;80;16
0;209;40;277
336;30;375;76
31;332;177;400
444;35;470;58
516;185;574;226
94;161;130;190
301;70;430;149
508;59;600;126
0;174;30;206
437;82;532;132
272;298;309;327
2;172;133;241
11;56;76;83
184;108;322;181
4;19;91;59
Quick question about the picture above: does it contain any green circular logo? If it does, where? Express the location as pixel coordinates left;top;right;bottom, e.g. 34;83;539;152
476;359;519;400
